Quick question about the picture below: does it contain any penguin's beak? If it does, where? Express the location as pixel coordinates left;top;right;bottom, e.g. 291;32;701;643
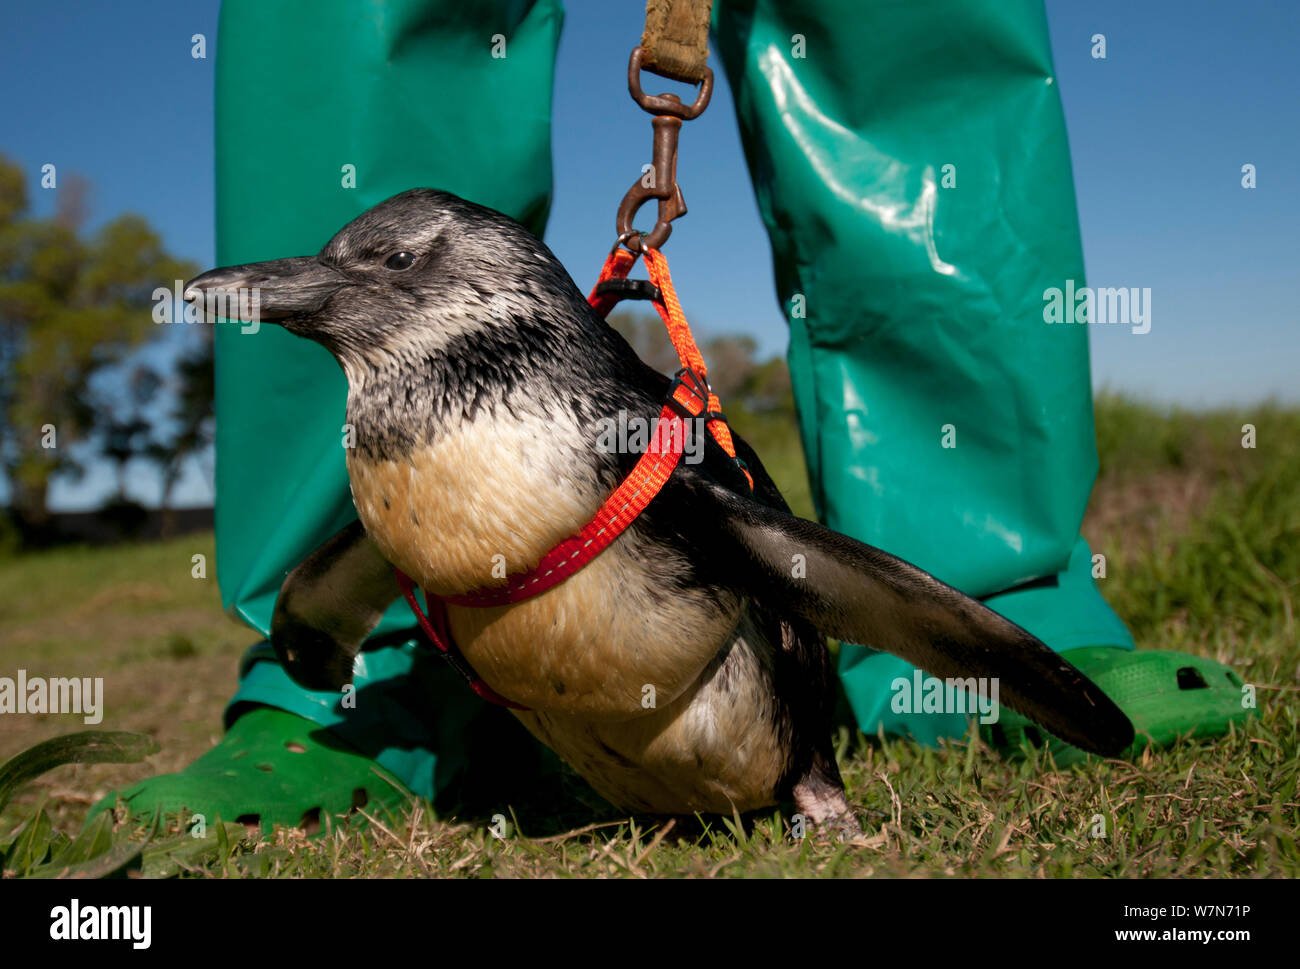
184;257;345;324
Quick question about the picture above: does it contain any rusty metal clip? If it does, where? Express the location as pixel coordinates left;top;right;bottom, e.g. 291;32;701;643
616;46;713;253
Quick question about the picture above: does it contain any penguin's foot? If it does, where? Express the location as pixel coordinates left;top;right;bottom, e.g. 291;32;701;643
983;646;1255;767
792;775;861;841
84;706;411;838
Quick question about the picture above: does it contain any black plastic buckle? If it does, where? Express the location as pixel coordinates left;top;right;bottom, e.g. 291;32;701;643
666;367;710;419
594;278;662;302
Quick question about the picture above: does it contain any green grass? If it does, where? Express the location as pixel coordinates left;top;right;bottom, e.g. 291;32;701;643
1;395;1296;877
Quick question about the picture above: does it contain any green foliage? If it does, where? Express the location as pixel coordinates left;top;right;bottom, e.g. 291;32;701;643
0;729;256;879
0;731;156;878
1089;395;1300;652
0;731;160;813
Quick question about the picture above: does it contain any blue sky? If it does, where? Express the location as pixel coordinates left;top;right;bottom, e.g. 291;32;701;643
1;0;1296;509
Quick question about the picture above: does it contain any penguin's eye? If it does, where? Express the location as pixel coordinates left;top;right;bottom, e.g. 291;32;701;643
384;251;416;271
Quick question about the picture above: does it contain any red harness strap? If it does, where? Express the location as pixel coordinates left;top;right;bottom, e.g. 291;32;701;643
394;246;747;708
393;569;528;709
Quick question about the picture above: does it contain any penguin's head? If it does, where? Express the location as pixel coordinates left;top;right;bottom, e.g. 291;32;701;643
184;189;589;372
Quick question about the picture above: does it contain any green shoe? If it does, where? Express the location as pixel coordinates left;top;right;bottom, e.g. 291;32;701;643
984;647;1255;766
86;707;411;837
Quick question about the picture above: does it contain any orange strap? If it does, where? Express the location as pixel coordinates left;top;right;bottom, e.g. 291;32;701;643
394;245;747;706
641;248;753;489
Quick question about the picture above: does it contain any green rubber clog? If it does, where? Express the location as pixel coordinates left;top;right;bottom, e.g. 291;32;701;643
86;707;412;838
984;647;1256;766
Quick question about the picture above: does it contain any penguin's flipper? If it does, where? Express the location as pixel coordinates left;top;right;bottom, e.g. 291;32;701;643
270;520;400;691
699;484;1134;757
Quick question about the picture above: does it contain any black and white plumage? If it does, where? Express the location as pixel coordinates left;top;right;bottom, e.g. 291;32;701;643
185;189;1133;835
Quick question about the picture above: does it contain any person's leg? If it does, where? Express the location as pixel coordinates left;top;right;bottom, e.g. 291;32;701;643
97;0;565;832
713;0;1245;752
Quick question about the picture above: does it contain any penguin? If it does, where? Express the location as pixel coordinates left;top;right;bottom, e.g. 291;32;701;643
184;189;1133;836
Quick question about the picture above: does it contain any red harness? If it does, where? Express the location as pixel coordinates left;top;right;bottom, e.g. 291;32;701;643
394;246;751;709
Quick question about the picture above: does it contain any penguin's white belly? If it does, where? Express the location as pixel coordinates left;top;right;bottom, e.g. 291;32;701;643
516;610;789;814
347;406;743;719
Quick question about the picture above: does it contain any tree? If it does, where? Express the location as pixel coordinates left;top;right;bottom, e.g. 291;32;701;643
0;155;196;537
100;363;162;502
154;327;214;535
